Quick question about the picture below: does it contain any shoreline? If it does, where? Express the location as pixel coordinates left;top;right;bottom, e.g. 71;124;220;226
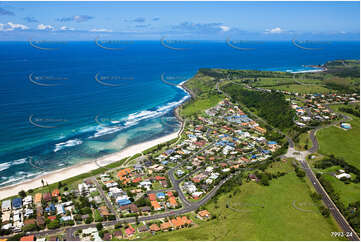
0;79;192;201
0;131;179;200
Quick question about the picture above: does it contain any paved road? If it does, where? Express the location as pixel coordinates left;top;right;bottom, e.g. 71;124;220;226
299;160;359;241
91;177;120;221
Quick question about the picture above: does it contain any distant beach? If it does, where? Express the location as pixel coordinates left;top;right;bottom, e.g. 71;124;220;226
0;131;179;200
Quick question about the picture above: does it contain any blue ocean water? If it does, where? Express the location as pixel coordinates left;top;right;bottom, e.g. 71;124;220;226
0;40;359;187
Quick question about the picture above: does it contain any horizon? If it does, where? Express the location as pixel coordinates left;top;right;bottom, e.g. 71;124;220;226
0;1;359;41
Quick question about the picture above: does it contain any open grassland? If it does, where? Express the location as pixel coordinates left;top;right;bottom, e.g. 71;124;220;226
141;160;342;241
316;105;360;169
180;94;223;117
267;84;331;94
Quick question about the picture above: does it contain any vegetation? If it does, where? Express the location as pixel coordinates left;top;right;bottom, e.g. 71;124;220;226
143;160;342;241
223;84;295;130
317;105;360;169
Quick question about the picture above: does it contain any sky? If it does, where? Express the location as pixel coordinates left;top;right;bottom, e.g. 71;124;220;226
0;1;359;40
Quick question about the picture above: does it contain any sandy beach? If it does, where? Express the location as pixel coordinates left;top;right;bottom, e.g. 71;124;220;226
0;131;179;200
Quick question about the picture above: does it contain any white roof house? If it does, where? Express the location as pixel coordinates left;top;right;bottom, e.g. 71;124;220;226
335;173;351;180
1;199;11;212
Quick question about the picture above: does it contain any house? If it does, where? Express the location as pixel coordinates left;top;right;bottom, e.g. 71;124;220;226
198;210;210;219
1;199;11;212
24;208;34;217
55;204;65;215
60;216;72;222
99;206;110;216
52;189;60;197
336;173;352;180
192;191;203;199
168;197;178;208
20;235;35;241
124;224;135;237
103;233;112;241
155;176;166;181
140;206;151;213
170;216;192;229
23;195;33;207
12;198;23;209
148;193;156;201
48;215;57;221
116;198;131;206
34;193;42;204
36;207;43;217
151;201;162;211
78;183;89;195
160;180;168;188
43;192;51;202
36;216;45;227
138;225;149;233
248;174;259;181
149;224;160;232
2;211;11;223
161;222;172;231
113;230;123;239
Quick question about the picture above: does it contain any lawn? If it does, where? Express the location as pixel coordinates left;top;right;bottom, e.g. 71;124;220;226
141;160;343;241
316;107;360;169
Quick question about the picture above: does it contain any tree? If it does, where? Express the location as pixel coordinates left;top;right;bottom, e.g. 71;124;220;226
260;174;269;186
18;190;26;198
320;206;330;217
47;219;60;229
96;222;103;231
23;224;37;232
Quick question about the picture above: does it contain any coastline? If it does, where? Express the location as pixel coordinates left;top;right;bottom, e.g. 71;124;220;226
0;131;179;200
0;80;192;201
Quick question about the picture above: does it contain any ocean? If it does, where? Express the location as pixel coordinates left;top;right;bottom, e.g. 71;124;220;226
0;40;359;187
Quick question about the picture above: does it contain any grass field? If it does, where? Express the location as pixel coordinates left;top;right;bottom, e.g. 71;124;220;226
267;84;331;94
140;160;343;241
316;106;360;169
180;94;223;117
321;174;360;207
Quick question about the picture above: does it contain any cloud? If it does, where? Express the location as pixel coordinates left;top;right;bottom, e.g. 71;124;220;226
0;7;14;16
265;27;283;34
0;22;28;31
60;26;75;31
23;17;38;23
172;22;227;34
152;17;160;21
57;15;94;23
135;24;150;28
90;28;112;32
37;24;55;31
219;25;230;32
125;17;146;23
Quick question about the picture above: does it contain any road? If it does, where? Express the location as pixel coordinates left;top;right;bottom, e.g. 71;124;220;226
220;80;360;240
299;160;360;241
91;177;120;221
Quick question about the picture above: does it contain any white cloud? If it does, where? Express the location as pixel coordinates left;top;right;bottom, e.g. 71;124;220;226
265;27;283;34
37;24;55;31
219;25;230;32
60;26;75;31
90;28;112;32
0;22;29;31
